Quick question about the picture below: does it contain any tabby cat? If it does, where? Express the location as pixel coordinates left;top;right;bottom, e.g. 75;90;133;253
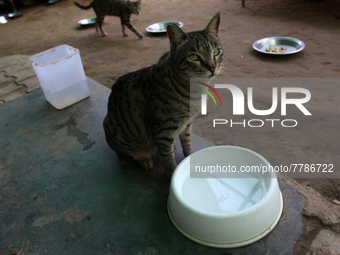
74;0;143;38
103;13;224;176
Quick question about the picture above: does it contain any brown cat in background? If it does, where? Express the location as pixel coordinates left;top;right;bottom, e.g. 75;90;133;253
74;0;143;38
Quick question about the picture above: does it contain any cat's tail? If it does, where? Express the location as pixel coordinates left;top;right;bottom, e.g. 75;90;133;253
74;2;92;10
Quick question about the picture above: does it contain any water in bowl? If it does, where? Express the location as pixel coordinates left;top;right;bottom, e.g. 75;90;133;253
182;176;267;214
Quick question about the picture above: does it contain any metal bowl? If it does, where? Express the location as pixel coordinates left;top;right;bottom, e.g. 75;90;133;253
77;17;96;27
45;0;61;5
6;11;23;19
146;21;183;33
253;37;305;55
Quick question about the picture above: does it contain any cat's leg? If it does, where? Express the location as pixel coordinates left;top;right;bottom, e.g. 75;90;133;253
154;138;177;177
179;123;191;157
95;18;99;32
122;22;143;39
121;24;128;37
96;14;107;36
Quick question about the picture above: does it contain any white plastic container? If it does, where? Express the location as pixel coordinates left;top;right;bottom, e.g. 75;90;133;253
168;146;283;248
30;45;90;110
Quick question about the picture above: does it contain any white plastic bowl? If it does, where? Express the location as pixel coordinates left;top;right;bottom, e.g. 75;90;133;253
168;146;283;248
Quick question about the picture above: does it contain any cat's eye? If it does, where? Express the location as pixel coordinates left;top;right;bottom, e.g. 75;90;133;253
189;54;200;61
213;49;221;56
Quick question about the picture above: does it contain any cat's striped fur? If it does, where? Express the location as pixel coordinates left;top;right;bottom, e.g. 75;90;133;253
74;0;143;38
103;13;223;176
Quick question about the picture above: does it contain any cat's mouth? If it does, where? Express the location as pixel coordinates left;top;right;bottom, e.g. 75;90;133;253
201;69;220;78
209;70;219;78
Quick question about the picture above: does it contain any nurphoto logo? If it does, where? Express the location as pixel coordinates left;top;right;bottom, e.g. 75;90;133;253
194;80;312;128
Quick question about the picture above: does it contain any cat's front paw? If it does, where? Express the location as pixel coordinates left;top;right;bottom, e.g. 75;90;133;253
183;149;190;157
182;146;192;157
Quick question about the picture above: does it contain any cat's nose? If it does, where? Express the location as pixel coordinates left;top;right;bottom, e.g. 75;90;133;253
208;66;216;74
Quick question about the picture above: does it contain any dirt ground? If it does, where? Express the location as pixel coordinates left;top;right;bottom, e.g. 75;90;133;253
1;0;340;250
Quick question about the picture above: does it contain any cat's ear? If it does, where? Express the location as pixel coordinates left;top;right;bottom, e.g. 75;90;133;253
205;12;220;37
167;23;188;51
